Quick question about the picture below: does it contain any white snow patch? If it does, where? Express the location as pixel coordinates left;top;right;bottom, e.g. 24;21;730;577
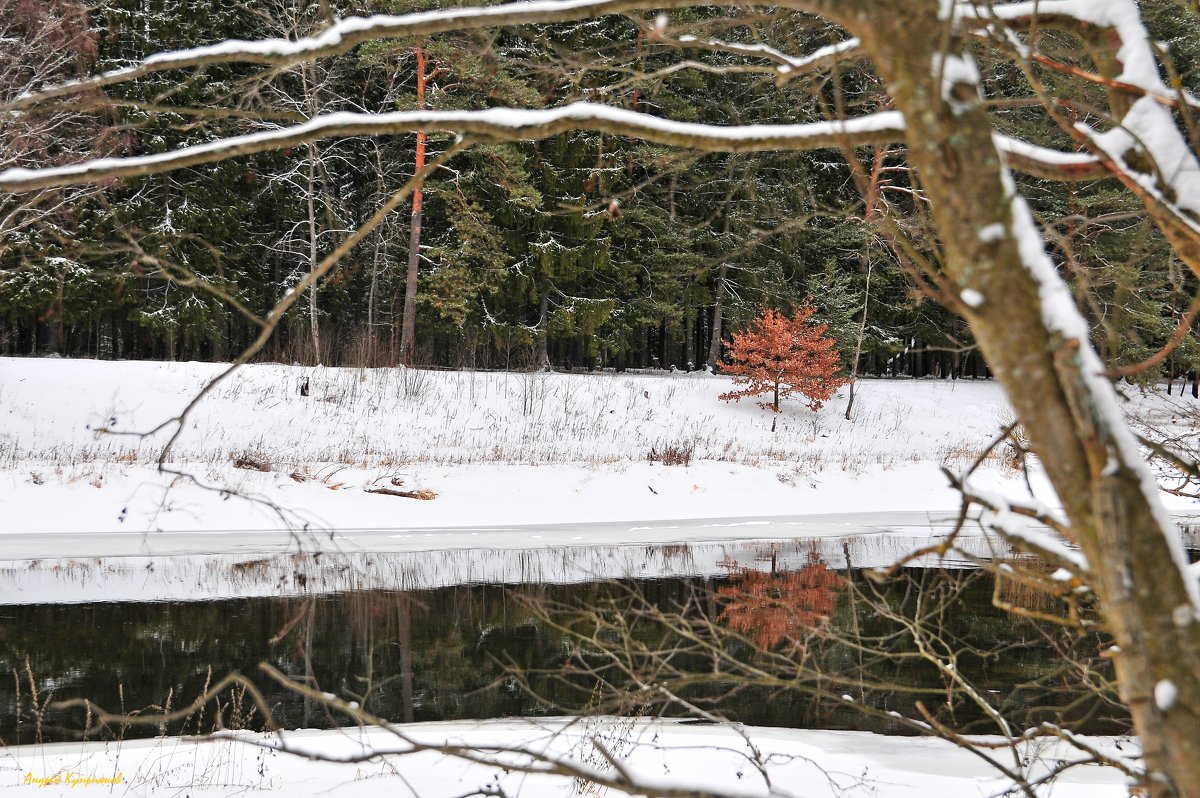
0;357;1060;550
977;223;1006;243
1;357;1197;570
960;288;985;308
0;718;1138;798
932;51;982;110
1155;679;1178;712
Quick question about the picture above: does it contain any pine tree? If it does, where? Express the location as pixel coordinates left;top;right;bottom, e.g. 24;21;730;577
718;304;847;412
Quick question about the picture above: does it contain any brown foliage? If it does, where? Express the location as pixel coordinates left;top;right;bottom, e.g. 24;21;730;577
718;304;848;412
717;554;842;652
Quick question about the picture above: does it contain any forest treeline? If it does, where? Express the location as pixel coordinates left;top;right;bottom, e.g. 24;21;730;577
1;0;1197;381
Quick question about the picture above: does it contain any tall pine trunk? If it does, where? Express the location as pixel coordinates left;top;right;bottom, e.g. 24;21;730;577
685;299;696;371
399;45;428;366
305;143;321;364
299;63;322;365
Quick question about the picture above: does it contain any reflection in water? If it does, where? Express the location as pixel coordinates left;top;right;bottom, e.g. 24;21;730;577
0;535;990;606
717;553;840;652
0;540;1131;745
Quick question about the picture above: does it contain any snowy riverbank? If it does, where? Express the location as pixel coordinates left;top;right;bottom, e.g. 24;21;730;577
1;357;1176;797
0;717;1134;798
1;357;1198;558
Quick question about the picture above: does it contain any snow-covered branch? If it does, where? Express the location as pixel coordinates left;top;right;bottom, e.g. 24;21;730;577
965;1;1200;247
671;35;862;82
7;0;852;112
0;101;1128;194
0;104;906;192
993;134;1108;181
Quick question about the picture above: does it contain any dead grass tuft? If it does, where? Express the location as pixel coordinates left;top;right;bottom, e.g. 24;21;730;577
232;453;271;472
648;440;695;467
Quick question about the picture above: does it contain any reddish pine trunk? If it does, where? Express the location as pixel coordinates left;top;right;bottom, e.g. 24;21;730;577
399;45;428;366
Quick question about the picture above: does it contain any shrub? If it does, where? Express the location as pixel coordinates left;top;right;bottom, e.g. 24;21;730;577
719;304;848;412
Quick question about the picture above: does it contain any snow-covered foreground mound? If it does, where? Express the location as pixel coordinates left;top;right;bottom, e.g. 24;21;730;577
1;717;1132;798
0;357;1195;552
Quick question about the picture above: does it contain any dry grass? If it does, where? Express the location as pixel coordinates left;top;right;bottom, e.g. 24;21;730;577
15;363;1186;485
232;452;272;472
648;440;696;467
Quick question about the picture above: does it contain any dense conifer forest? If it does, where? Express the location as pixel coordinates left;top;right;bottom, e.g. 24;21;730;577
10;2;1200;795
5;0;1198;381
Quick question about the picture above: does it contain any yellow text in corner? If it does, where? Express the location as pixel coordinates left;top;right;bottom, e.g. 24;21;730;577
23;772;123;788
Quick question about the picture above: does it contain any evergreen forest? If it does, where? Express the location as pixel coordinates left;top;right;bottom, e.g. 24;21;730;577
3;0;1199;384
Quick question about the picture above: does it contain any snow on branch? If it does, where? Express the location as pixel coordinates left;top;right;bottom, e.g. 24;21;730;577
992;134;1108;181
0;104;906;192
0;103;1121;193
8;0;822;112
998;166;1200;612
961;1;1200;228
672;35;862;82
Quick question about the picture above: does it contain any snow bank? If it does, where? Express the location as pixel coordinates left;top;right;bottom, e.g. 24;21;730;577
0;717;1134;797
1;358;1196;556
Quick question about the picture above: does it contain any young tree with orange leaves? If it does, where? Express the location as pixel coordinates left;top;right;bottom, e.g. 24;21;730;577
718;305;847;413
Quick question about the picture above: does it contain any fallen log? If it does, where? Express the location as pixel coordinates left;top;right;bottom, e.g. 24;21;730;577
364;486;437;500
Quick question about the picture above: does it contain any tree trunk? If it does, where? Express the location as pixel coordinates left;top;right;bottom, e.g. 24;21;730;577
399;44;429;366
685;301;695;371
297;62;323;366
368;145;387;367
852;6;1200;794
536;292;550;370
707;263;728;370
845;253;873;420
368;225;382;365
305;142;321;365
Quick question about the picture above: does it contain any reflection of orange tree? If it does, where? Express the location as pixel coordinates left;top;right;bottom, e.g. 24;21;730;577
717;554;841;652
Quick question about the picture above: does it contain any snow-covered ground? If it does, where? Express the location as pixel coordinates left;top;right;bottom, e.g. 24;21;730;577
0;718;1134;798
1;356;1198;559
2;357;1181;797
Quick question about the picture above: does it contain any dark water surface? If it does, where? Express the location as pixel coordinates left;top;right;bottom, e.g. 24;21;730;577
0;539;1132;745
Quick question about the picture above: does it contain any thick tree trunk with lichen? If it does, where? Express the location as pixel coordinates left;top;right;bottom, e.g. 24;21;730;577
845;4;1200;795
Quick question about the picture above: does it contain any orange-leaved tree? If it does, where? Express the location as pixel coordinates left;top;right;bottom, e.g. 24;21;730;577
719;305;847;413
